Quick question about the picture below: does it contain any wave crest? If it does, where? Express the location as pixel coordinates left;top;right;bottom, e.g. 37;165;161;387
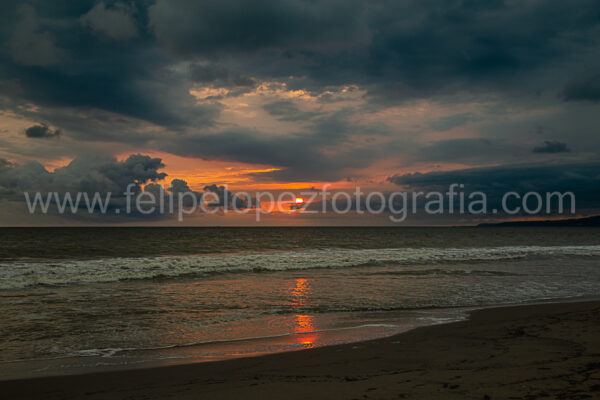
1;245;599;289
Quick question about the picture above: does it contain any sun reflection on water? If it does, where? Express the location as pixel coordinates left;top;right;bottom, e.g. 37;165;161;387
295;314;314;332
291;278;311;308
289;278;319;347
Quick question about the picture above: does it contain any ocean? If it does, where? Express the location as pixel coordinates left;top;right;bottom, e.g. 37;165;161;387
1;227;599;379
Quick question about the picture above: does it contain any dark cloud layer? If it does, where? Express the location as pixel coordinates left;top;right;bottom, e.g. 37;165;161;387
1;0;599;187
24;124;60;139
419;138;507;162
148;0;600;98
148;0;365;56
0;1;208;129
562;70;600;102
262;100;323;122
389;162;600;209
0;154;166;196
533;141;571;154
163;107;392;181
3;1;599;121
189;64;256;89
80;2;138;40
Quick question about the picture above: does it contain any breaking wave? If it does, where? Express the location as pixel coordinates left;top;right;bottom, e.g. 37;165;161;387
1;245;599;289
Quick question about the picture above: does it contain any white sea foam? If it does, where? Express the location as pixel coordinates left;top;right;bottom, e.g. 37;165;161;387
1;245;599;289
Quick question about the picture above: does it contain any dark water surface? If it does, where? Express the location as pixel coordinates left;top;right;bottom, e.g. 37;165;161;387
1;227;599;379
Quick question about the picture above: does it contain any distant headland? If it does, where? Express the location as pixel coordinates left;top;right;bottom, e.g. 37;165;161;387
479;215;600;227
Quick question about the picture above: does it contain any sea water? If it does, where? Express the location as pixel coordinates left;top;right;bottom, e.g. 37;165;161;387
1;227;599;379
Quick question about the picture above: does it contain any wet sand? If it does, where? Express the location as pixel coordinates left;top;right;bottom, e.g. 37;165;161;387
2;301;599;399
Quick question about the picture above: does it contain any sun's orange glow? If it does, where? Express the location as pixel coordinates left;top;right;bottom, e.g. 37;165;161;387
295;197;304;204
288;278;319;347
116;151;285;190
42;157;74;172
115;150;389;193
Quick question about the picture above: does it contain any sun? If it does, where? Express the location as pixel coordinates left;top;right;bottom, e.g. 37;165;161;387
295;197;304;204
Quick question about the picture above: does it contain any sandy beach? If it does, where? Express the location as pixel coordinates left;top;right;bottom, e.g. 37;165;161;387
1;300;598;399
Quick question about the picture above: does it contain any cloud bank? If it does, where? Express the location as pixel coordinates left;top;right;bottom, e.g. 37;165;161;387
0;0;599;223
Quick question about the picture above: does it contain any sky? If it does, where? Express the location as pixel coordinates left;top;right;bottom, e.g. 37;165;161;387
0;0;599;225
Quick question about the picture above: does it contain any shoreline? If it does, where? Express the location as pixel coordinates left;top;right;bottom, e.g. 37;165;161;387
2;300;599;399
0;306;469;381
1;297;592;381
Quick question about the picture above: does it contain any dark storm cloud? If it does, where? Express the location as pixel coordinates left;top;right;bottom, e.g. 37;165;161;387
80;2;138;40
7;4;63;66
143;179;202;210
263;100;323;122
419;138;505;162
164;108;393;181
562;70;600;102
148;0;366;56
388;162;600;208
203;184;230;207
149;0;600;99
3;0;600;120
0;154;225;221
429;113;481;132
0;154;166;196
168;179;192;193
167;129;351;181
189;64;256;89
24;124;60;139
203;184;252;209
1;0;600;185
0;1;215;129
533;141;571;154
95;154;167;191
